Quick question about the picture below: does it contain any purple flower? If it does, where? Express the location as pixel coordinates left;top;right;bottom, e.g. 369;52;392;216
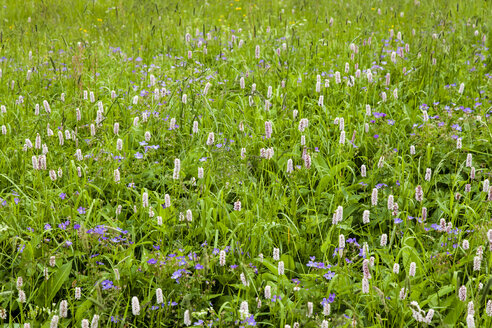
148;258;157;264
321;294;336;305
394;218;403;224
77;207;86;214
324;271;335;280
59;193;67;200
101;280;115;290
195;263;204;270
44;224;52;230
373;134;379;139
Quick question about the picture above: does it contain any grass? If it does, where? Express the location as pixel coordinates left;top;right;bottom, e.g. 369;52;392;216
0;0;491;327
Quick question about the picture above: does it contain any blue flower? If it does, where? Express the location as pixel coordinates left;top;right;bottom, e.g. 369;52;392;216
101;280;115;290
321;293;336;305
324;271;335;280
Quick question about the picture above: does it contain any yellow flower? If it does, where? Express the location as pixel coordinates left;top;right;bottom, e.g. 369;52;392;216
235;7;241;10
97;18;102;22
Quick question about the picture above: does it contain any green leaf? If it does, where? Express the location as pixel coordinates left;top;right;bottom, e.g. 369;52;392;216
36;260;73;307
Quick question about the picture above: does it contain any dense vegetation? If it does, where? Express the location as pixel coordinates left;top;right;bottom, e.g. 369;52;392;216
0;0;491;327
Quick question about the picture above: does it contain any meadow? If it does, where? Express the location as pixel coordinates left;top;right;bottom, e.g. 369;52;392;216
0;0;491;327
